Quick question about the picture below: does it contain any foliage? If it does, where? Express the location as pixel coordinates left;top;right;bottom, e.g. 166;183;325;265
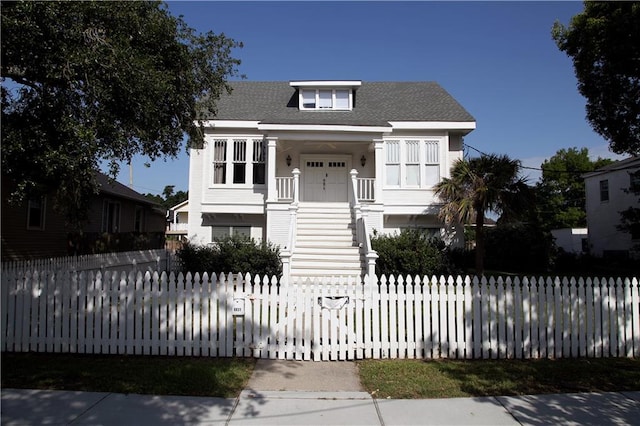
145;185;188;210
68;231;165;255
536;147;613;230
434;154;533;275
483;223;555;274
1;1;242;225
371;229;458;277
552;2;640;156
177;235;282;277
617;169;640;253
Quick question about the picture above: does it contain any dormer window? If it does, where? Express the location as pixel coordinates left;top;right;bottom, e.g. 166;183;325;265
301;88;351;110
291;80;360;111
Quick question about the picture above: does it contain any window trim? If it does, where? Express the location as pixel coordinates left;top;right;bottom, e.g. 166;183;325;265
599;179;609;203
210;136;267;188
102;200;121;233
26;196;46;231
384;138;443;189
134;205;144;233
299;88;353;111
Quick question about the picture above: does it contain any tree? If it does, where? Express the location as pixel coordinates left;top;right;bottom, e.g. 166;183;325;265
145;185;188;210
552;2;640;156
434;154;532;275
618;170;640;252
1;1;242;225
536;147;613;230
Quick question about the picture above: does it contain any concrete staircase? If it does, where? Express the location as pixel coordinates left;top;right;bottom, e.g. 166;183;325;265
290;203;363;278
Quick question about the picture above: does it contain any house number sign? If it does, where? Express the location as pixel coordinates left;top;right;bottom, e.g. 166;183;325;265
233;298;245;316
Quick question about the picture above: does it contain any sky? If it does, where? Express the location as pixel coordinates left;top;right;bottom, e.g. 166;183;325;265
113;1;626;196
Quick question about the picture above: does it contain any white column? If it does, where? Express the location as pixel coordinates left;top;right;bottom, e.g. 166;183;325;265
266;137;278;202
292;168;301;205
373;138;384;204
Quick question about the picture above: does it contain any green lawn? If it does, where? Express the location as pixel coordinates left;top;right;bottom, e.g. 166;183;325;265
4;353;639;399
1;353;255;398
358;357;640;399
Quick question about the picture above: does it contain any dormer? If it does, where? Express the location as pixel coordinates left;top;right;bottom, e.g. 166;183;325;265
290;80;361;111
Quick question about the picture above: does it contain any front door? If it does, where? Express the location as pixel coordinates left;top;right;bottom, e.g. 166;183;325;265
302;156;349;202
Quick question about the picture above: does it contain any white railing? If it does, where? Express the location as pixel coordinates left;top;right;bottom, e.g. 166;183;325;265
356;178;375;202
167;223;188;232
280;169;300;284
350;170;378;278
3;271;638;360
276;176;293;201
1;249;171;274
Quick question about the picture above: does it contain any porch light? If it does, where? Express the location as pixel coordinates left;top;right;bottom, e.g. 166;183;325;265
286;155;292;167
360;155;366;167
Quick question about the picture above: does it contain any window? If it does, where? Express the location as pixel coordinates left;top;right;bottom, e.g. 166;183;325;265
253;139;266;184
385;139;441;188
213;139;227;184
302;90;316;108
630;171;640;192
27;196;45;230
300;89;352;110
424;140;440;187
386;141;400;186
134;206;144;232
405;140;420;186
233;139;246;184
212;137;267;186
102;200;120;233
600;179;609;202
212;226;251;241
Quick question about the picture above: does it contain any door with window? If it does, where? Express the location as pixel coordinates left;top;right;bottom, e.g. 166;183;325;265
302;156;349;202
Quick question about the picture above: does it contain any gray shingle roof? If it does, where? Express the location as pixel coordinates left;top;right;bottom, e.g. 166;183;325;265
96;172;159;206
207;81;475;126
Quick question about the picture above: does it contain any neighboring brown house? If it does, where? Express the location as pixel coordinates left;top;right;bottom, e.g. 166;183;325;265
1;172;166;261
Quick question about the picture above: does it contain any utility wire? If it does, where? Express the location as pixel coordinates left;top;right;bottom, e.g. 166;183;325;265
462;142;635;175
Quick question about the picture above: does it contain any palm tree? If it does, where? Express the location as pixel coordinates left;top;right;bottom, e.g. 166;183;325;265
435;154;532;275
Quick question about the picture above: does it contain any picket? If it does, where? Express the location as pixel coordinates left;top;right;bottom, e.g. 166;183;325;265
2;271;639;362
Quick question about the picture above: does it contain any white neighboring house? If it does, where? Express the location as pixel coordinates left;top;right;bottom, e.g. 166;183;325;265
551;228;588;254
188;80;476;278
583;156;640;258
166;199;189;240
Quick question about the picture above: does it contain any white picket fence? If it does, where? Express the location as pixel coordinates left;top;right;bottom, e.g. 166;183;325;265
1;250;173;274
2;271;639;360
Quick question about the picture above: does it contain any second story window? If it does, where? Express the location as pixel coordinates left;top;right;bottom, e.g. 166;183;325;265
424;140;440;186
384;139;442;189
233;139;247;184
386;141;400;186
211;137;267;186
600;179;609;202
300;89;352;110
253;139;266;184
213;139;227;184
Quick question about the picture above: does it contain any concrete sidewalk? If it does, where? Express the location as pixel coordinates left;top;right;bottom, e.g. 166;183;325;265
2;359;640;425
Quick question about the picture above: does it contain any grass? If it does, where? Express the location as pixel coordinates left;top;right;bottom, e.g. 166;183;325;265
358;357;640;399
4;353;639;400
1;353;256;398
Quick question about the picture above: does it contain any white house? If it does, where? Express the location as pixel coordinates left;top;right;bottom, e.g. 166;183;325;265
550;228;588;254
166;199;189;237
188;80;476;278
583;156;640;258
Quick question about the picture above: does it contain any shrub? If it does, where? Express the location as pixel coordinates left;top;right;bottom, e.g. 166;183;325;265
177;235;282;277
371;229;458;277
483;223;555;273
